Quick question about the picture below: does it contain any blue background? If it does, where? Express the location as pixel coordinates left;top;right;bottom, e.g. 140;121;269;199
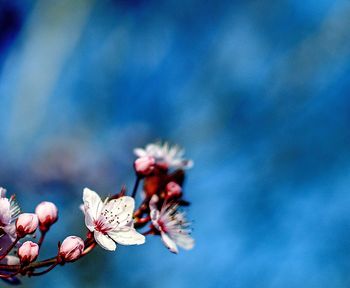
1;0;350;287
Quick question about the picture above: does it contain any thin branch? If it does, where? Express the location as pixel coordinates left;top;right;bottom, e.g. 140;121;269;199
131;176;141;198
38;231;46;249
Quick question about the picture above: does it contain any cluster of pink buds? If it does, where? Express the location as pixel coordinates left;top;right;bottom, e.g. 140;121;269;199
0;142;194;284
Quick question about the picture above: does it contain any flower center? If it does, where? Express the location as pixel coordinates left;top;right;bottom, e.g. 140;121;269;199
158;220;168;233
94;220;111;234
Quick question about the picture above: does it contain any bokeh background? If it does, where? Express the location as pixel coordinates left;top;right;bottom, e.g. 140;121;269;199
1;0;350;287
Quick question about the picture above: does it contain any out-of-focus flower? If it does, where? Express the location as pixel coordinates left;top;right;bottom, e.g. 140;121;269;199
165;181;183;200
16;213;38;238
149;195;194;254
82;188;145;251
134;156;155;176
35;201;58;231
0;192;21;252
0;195;20;233
134;142;193;170
59;236;84;262
18;241;39;265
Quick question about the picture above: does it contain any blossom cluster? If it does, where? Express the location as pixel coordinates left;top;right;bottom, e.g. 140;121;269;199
0;142;194;284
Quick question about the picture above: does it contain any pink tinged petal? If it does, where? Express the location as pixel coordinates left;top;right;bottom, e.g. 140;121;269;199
160;232;178;254
108;227;145;245
83;188;103;220
94;231;116;251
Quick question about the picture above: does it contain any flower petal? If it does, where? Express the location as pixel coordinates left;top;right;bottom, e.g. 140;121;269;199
94;231;116;251
79;204;85;214
108;227;145;245
100;196;135;228
160;232;178;254
83;188;103;220
133;148;147;157
175;234;195;250
84;209;95;232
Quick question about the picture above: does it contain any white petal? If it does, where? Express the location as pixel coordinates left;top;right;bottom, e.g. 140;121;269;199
175;234;195;250
109;227;145;245
134;148;147;157
185;159;194;169
100;196;135;228
94;231;116;251
83;188;103;220
79;204;85;214
84;210;95;232
161;232;178;254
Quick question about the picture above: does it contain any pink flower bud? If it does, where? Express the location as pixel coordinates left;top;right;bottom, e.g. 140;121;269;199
35;201;58;231
59;236;84;262
16;213;39;237
165;181;182;199
18;241;39;265
134;156;155;176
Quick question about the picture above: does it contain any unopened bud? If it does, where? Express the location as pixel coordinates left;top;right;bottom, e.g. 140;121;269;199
18;241;39;265
134;156;155;176
35;201;58;231
59;236;84;262
165;181;182;199
16;213;38;238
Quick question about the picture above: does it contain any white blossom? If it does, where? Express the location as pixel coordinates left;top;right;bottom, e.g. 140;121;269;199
149;195;194;254
0;192;20;255
82;188;145;251
134;142;193;170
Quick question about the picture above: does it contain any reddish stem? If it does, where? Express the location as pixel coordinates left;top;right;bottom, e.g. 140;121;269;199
38;231;46;249
30;262;58;276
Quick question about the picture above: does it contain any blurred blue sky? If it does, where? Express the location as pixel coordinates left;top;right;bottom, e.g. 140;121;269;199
1;0;350;287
